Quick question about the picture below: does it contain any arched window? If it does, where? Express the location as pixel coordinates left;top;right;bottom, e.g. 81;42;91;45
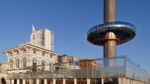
41;60;45;71
16;58;20;68
9;59;13;70
32;58;37;72
49;63;54;72
22;48;26;53
32;58;37;64
23;57;27;69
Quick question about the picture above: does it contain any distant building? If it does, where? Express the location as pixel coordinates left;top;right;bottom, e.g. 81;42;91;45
30;25;54;51
0;63;8;73
58;55;79;69
79;59;97;69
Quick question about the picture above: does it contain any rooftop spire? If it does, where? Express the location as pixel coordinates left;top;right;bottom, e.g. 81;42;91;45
32;24;36;32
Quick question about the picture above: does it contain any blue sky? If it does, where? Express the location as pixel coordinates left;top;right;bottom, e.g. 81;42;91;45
0;0;150;72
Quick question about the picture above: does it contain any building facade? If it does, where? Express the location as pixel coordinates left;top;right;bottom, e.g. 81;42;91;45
79;59;97;69
4;44;58;74
58;55;79;69
30;26;54;51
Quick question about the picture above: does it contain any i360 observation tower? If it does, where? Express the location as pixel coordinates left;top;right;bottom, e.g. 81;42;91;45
87;0;136;66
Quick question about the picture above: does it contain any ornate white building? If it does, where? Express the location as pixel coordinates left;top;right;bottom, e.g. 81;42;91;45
2;27;79;84
4;44;58;74
3;27;58;74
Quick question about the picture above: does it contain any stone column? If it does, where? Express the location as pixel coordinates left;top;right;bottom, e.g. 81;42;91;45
129;79;131;84
101;78;104;84
130;79;133;84
29;79;32;84
134;80;136;84
87;78;90;84
126;79;129;84
74;78;77;84
11;79;14;84
63;79;66;84
123;78;126;84
44;79;47;84
53;79;56;84
23;79;26;84
36;79;40;84
7;79;10;84
119;77;126;84
118;78;122;84
17;79;20;84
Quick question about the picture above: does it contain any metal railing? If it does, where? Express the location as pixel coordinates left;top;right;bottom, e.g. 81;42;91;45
7;56;150;83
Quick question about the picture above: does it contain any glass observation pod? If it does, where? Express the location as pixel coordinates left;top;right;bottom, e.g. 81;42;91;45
87;21;136;45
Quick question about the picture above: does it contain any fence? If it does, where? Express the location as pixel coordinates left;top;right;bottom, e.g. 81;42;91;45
7;56;150;83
